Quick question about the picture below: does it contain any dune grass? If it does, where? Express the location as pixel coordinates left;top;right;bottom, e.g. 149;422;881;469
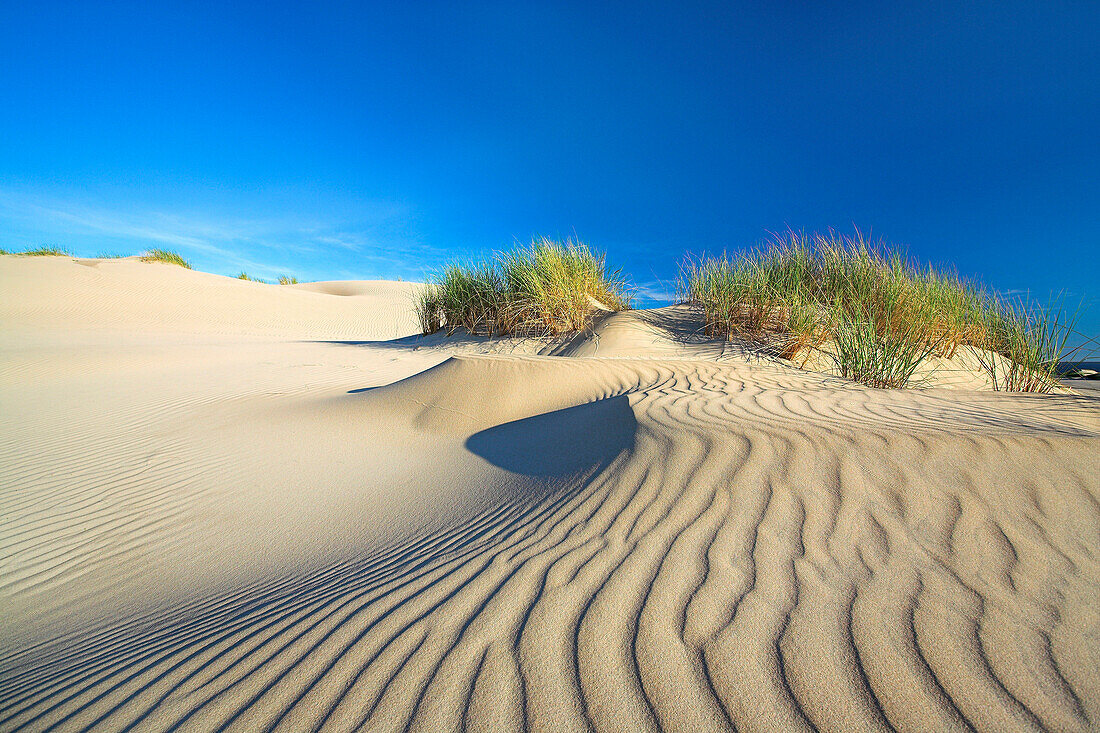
416;237;631;337
278;275;299;285
976;297;1078;392
16;246;72;256
682;230;1076;391
236;272;266;283
140;249;192;268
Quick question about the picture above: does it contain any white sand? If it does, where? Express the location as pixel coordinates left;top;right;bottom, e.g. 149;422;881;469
2;254;1099;732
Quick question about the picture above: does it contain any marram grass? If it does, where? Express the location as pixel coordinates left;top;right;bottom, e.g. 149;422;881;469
141;249;192;269
976;296;1078;393
682;230;1076;392
416;238;631;337
17;246;72;256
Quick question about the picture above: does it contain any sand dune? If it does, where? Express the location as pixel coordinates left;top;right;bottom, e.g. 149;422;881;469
2;255;1099;732
0;256;422;340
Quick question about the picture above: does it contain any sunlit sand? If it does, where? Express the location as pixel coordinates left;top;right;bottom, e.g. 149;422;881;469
2;255;1098;732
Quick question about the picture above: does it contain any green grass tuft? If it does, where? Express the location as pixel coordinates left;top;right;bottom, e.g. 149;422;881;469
416;237;631;337
683;230;1077;391
140;249;192;268
236;272;266;283
18;246;71;256
976;296;1078;392
829;302;946;389
278;275;299;285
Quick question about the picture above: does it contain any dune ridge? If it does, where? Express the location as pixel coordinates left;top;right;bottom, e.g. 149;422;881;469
0;256;421;340
1;256;1099;732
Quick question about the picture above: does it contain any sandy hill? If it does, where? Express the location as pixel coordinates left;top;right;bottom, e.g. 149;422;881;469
1;254;1099;732
0;255;421;340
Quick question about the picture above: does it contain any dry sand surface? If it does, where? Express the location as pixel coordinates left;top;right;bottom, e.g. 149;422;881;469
2;254;1099;732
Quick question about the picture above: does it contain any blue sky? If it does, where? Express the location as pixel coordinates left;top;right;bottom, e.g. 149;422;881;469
2;1;1098;344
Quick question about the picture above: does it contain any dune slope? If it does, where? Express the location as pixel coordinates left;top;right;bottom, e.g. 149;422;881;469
0;255;422;340
1;257;1099;732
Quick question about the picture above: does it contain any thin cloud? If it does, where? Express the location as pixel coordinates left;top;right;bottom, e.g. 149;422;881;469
633;278;680;304
0;188;443;281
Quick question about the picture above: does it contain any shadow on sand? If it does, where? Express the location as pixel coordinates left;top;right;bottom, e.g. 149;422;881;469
465;394;636;477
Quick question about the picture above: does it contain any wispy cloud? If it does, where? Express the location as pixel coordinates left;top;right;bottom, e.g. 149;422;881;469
3;194;231;256
0;188;447;281
633;278;680;304
997;287;1082;301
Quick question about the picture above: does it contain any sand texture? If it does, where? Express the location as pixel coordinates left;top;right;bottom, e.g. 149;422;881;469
2;255;1099;732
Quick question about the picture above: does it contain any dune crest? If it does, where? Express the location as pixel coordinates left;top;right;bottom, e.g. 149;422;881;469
0;256;422;340
1;257;1098;732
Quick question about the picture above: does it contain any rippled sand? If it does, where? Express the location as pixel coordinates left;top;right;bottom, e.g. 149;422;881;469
2;255;1099;732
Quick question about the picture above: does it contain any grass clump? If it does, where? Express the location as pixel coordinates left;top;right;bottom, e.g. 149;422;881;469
830;299;946;389
18;246;71;256
976;297;1078;392
236;272;266;283
683;230;1076;391
416;237;631;337
278;275;299;285
141;249;191;268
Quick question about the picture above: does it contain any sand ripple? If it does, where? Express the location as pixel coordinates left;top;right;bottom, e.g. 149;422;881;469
3;350;1098;732
2;259;1098;731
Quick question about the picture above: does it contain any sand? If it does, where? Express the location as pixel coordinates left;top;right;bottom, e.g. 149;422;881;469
2;254;1099;732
